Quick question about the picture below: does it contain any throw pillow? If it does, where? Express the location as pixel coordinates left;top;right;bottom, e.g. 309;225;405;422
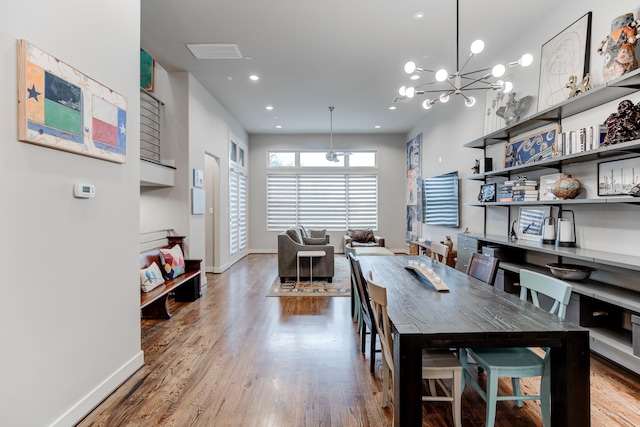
303;236;326;245
286;228;302;244
348;228;375;243
159;244;186;279
309;229;326;238
140;262;165;292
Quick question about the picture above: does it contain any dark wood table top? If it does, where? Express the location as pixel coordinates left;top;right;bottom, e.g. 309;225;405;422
359;255;585;347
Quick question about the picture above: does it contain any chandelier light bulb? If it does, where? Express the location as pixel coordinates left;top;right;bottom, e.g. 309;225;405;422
404;61;417;74
406;87;416;98
399;86;407;96
410;74;420;80
439;93;450;103
465;96;476;107
492;64;506;78
520;53;533;67
435;69;449;82
470;40;485;55
503;81;514;93
422;99;434;109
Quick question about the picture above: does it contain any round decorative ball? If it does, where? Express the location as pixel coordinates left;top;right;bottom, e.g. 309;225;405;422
551;175;582;199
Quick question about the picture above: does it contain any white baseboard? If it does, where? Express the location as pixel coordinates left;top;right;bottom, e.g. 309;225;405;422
50;351;144;427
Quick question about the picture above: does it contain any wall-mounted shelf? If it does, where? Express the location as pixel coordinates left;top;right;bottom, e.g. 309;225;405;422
466;196;640;207
465;139;640;181
465;68;640;149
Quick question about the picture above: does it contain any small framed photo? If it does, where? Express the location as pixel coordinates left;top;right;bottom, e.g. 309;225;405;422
479;183;497;202
539;173;564;200
193;169;204;188
517;206;551;241
598;156;640;196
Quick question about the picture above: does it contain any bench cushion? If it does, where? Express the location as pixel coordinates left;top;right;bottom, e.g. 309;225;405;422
140;261;165;292
159;244;185;279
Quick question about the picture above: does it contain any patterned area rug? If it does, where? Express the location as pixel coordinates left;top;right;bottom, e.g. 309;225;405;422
266;256;350;297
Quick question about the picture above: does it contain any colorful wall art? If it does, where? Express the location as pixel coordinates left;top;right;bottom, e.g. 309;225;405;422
406;133;422;243
504;126;560;168
18;39;127;163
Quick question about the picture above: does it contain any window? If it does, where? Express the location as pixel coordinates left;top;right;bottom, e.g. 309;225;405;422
140;89;163;162
267;150;377;168
266;174;377;230
268;152;295;167
300;152;344;167
422;171;459;227
230;168;248;254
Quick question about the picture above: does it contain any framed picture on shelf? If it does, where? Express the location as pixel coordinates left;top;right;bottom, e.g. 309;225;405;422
517;206;551;241
537;12;592;111
504;126;560;168
479;183;497;203
597;156;640;196
539;172;564;200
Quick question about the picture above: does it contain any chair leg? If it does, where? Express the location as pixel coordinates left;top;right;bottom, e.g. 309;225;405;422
458;348;467;391
369;327;377;374
541;370;551;427
511;377;523;408
360;324;367;354
452;368;463;427
381;361;390;407
485;371;500;427
428;379;437;397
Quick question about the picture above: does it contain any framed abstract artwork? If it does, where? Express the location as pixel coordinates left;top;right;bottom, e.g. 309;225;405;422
517;206;551;242
504;126;560;168
140;49;154;91
18;39;127;163
537;12;592;112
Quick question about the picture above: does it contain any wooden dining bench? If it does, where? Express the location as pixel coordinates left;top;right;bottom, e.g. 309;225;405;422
140;235;202;319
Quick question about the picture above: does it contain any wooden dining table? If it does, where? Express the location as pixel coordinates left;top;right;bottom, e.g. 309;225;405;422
359;255;590;427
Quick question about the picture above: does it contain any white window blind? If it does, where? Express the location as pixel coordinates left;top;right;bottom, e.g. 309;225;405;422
230;170;239;254
267;174;377;230
423;172;459;227
239;173;247;250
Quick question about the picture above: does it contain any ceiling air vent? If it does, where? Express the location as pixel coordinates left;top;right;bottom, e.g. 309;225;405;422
186;43;243;59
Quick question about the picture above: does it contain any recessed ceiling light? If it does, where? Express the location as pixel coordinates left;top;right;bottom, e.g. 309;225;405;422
275;125;282;129
413;12;425;19
249;75;259;81
265;105;274;110
410;75;420;80
374;125;381;129
389;106;397;110
226;76;233;81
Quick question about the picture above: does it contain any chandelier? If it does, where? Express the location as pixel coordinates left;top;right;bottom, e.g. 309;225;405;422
398;0;533;110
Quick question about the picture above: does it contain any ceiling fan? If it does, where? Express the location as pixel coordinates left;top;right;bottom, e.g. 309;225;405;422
326;106;351;162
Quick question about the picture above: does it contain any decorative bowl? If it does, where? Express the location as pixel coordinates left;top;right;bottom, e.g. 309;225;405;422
546;263;595;281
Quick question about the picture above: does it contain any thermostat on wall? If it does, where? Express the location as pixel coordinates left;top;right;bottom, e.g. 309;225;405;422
73;183;95;198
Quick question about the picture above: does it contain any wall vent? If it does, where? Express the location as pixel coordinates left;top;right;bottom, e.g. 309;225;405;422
186;43;242;59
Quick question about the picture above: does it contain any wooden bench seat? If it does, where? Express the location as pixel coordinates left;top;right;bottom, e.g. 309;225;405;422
140;236;202;319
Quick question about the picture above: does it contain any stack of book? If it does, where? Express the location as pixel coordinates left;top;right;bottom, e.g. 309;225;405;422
498;180;517;202
511;179;538;202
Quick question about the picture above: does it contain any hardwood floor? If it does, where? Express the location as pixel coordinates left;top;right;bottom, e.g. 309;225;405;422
78;254;640;426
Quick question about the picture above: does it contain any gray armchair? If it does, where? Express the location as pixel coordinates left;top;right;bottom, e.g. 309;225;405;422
278;225;334;283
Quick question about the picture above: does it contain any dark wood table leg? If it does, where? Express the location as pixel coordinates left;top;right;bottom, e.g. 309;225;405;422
550;330;590;426
393;326;422;427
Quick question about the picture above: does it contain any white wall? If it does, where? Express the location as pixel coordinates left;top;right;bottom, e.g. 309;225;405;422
187;75;248;272
248;133;407;253
0;1;142;426
409;0;640;258
139;67;190;238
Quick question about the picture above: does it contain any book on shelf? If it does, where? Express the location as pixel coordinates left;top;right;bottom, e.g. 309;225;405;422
512;195;538;202
512;189;538;196
498;197;513;202
512;184;537;191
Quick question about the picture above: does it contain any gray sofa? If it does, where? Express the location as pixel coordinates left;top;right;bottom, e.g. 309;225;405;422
278;225;335;283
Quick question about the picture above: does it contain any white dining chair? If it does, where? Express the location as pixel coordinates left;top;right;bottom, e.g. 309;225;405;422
367;271;462;427
430;242;449;264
